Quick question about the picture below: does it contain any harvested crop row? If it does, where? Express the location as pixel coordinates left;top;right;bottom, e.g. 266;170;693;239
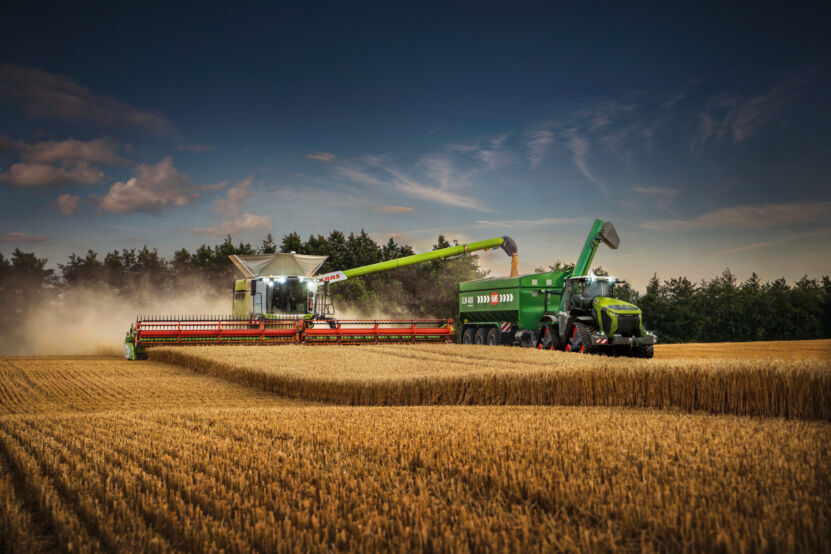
0;406;827;553
654;339;831;360
152;344;831;419
0;357;312;415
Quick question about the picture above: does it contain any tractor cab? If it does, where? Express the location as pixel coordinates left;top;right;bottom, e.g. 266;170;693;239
563;275;619;312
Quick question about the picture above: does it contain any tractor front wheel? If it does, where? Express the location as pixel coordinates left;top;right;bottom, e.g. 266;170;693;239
462;327;476;344
565;322;598;354
538;324;561;351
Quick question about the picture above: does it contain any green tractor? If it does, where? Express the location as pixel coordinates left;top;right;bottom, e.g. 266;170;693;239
458;219;656;357
540;274;656;357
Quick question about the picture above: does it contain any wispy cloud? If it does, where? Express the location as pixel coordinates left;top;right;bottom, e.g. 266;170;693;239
632;186;679;211
475;216;588;228
525;128;554;168
564;129;607;194
177;144;217;153
373;205;415;214
447;134;513;169
0;231;47;243
335;155;491;212
0;65;175;135
692;74;814;147
57;193;81;215
641;201;831;231
714;227;831;256
90;157;199;213
191;176;271;237
306;151;336;163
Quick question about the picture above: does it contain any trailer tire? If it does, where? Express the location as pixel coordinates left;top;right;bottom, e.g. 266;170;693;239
474;327;488;345
462;327;476;344
632;344;654;358
486;327;500;346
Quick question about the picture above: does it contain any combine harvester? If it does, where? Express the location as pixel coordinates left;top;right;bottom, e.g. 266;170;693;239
458;219;657;357
124;236;518;359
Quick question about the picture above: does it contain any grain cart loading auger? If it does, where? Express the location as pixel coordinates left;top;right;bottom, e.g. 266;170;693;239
458;219;657;357
124;236;518;359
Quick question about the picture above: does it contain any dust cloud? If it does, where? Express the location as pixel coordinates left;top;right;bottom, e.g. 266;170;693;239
6;280;229;356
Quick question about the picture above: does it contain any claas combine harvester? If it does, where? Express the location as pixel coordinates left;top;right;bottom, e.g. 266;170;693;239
124;236;518;359
458;219;657;357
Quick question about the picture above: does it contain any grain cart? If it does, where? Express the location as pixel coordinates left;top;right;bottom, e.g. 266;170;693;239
125;236;518;358
458;220;656;357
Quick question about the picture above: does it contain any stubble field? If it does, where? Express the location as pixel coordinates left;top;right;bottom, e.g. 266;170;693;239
1;341;830;552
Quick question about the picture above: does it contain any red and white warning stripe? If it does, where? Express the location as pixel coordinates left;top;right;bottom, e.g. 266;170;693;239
595;337;608;344
500;321;511;333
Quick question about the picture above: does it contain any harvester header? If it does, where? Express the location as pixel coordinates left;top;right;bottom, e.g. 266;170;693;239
124;234;518;358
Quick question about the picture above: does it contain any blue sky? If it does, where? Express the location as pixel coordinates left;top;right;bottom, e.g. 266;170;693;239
1;2;829;289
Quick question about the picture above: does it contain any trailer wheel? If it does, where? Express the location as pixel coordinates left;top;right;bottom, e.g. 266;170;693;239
474;327;488;345
462;327;476;344
486;327;500;346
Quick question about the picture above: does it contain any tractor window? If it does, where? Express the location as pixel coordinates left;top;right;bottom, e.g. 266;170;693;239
570;279;615;308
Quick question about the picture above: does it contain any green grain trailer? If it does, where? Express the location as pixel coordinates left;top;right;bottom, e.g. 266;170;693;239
458;219;656;357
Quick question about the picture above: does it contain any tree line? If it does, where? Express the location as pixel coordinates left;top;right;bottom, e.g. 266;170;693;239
1;231;829;343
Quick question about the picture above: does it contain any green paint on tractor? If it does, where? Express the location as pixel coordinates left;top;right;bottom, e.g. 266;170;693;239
458;219;656;357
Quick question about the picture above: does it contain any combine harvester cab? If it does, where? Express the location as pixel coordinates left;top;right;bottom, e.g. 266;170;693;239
125;237;518;359
458;220;657;358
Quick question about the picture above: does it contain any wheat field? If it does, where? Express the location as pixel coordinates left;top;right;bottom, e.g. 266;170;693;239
1;344;830;552
654;339;831;360
152;343;831;419
1;404;828;552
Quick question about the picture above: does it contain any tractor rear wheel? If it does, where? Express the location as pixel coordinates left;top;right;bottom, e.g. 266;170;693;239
632;343;654;358
462;327;476;344
474;327;488;345
486;327;500;346
565;322;598;354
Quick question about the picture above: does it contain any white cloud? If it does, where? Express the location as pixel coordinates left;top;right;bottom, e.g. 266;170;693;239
0;161;104;187
641;202;831;231
57;193;81;215
191;176;271;237
0;231;47;243
0;137;128;187
0;65;175;134
373;205;415;214
306;151;336;163
90;157;198;213
18;138;127;165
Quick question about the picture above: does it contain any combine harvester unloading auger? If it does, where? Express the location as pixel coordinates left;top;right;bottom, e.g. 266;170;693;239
124;236;518;359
